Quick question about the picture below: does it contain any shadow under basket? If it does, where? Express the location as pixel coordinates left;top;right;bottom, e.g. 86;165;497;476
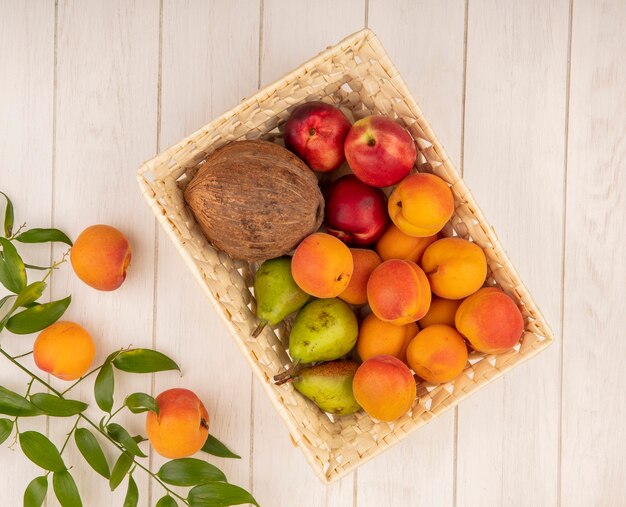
137;29;554;484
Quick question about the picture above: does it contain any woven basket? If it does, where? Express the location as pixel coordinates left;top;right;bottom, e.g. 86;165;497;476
137;29;553;484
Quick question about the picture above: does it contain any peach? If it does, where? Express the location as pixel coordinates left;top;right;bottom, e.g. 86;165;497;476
146;388;209;459
406;324;468;384
375;224;438;263
418;296;463;328
352;355;416;421
388;173;454;237
33;321;96;381
70;224;131;291
291;233;353;298
356;313;418;364
338;249;382;305
421;237;487;299
455;287;524;354
367;259;431;325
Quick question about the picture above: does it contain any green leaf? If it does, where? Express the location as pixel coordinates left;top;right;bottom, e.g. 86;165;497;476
74;428;110;479
106;423;146;458
0;386;43;416
124;392;159;415
109;452;133;491
30;393;87;417
0;192;15;238
201;435;241;459
25;263;54;271
24;475;48;507
94;361;114;413
0;237;26;293
156;496;178;507
15;228;73;246
157;458;227;487
123;475;139;507
0;192;14;237
12;281;46;310
19;431;65;472
132;434;147;443
112;349;180;374
52;470;82;507
0;418;14;444
187;482;258;507
5;295;71;334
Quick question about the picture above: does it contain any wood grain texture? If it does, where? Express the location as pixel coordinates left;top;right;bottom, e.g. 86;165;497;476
153;0;260;502
3;1;626;505
253;2;363;506
359;2;465;505
457;0;569;506
0;1;55;505
562;0;626;505
49;1;159;505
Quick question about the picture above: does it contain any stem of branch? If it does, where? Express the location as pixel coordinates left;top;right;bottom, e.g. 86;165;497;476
61;363;104;395
60;417;80;455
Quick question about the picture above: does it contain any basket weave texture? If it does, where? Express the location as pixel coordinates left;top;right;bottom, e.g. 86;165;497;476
137;29;553;484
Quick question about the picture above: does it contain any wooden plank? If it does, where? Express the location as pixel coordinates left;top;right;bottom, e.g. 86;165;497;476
357;2;465;506
561;0;626;504
457;0;569;505
153;0;260;501
0;2;55;505
49;1;159;505
252;2;364;505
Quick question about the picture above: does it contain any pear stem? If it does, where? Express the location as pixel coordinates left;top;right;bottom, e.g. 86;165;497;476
273;361;302;385
251;320;268;338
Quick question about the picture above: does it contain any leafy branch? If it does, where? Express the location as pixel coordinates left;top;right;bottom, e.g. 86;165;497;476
0;193;258;507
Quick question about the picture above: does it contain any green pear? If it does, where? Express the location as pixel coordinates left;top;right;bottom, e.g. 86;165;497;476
253;256;311;337
288;298;358;364
292;360;361;415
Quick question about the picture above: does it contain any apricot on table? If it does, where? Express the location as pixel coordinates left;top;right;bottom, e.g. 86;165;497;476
455;287;524;354
146;388;209;459
338;248;382;306
33;321;96;381
291;232;353;298
388;173;454;237
70;224;131;291
367;259;431;325
356;313;418;364
352;355;416;422
375;223;438;263
421;237;487;300
418;296;463;328
406;324;468;384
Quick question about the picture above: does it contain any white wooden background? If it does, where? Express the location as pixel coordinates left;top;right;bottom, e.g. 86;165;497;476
1;0;625;506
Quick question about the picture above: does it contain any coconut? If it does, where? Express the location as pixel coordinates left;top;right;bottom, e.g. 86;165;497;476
184;140;324;262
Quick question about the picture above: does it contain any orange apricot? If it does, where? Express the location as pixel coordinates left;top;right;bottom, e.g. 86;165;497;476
338;249;382;305
375;224;438;263
421;237;487;299
406;324;468;384
388;173;454;237
455;287;524;354
70;224;131;291
367;259;431;325
356;313;418;364
291;233;353;298
33;321;96;381
418;296;463;328
146;388;209;459
352;355;416;421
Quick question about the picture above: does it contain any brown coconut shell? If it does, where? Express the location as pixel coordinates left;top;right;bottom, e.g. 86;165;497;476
184;140;324;262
